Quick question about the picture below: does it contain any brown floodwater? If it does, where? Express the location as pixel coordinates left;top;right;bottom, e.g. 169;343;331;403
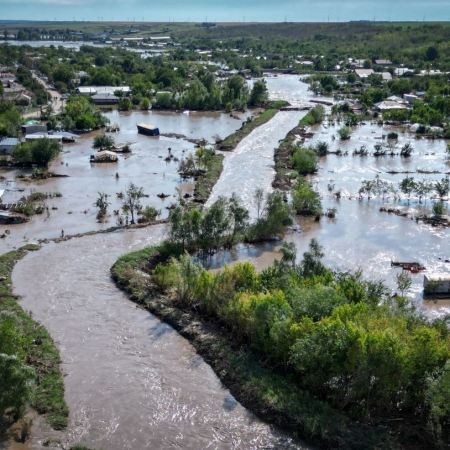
12;226;307;450
0;110;248;250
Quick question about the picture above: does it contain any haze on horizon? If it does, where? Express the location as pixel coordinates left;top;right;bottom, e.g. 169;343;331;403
1;0;450;23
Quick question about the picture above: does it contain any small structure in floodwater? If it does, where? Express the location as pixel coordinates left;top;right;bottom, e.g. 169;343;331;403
90;150;118;163
424;273;450;298
137;123;160;136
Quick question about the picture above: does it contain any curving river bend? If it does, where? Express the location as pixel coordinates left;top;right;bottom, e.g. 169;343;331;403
11;77;314;450
13;227;306;449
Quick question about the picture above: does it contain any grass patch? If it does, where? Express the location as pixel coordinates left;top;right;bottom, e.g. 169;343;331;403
267;100;290;109
219;109;278;151
0;245;69;430
299;112;317;126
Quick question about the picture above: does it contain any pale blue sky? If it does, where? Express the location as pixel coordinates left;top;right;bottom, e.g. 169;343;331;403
1;0;449;23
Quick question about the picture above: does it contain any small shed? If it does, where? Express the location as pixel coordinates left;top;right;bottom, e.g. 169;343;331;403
0;137;19;155
424;274;450;295
21;124;47;135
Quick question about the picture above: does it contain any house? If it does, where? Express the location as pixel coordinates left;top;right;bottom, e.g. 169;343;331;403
25;133;62;142
404;93;419;105
351;59;366;68
381;72;392;82
21;124;47;135
387;95;405;103
424;274;450;295
0;137;19;155
91;93;118;105
374;59;392;66
354;69;374;79
0;72;16;83
374;101;407;111
395;68;412;76
76;86;130;96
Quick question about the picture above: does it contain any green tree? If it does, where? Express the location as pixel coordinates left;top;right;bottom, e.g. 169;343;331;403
93;134;115;151
292;179;322;216
396;271;412;297
249;79;269;106
291;147;318;175
31;138;61;166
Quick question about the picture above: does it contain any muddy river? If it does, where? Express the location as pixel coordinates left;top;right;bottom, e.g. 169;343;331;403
7;75;450;449
12;227;305;450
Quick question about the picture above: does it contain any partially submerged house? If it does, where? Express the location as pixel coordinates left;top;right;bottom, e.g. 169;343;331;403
374;101;408;111
25;133;62;143
91;150;118;162
0;137;18;155
424;274;450;297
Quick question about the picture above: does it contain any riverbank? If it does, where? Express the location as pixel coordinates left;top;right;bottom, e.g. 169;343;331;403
192;153;224;204
0;245;69;432
111;245;394;450
218;109;278;150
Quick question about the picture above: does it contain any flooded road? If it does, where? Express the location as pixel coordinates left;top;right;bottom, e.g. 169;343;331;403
209;76;318;216
12;227;306;450
208;111;306;216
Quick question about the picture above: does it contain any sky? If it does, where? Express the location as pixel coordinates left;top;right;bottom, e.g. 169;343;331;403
0;0;449;23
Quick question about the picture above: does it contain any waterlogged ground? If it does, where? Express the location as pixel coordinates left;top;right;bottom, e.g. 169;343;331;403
0;110;248;249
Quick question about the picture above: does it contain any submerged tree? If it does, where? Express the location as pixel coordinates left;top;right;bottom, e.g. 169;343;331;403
94;192;110;220
122;183;145;224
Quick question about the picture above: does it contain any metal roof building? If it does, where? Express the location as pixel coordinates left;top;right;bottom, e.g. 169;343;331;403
0;137;19;155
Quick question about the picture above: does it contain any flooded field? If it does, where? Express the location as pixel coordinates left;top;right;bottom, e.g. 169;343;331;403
12;226;307;450
0;110;248;249
207;77;450;318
